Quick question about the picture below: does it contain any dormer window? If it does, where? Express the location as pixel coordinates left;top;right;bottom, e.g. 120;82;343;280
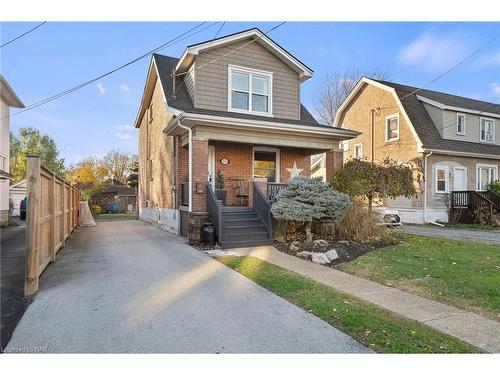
228;65;272;116
480;118;495;143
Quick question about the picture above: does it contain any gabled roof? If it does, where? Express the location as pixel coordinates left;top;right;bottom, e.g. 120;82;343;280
135;53;322;129
175;28;313;82
10;179;27;189
0;75;24;108
335;77;500;157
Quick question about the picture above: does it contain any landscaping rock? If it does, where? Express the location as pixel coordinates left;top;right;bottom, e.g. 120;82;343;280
311;252;330;265
338;240;349;244
313;239;329;247
290;241;301;252
325;249;339;262
296;251;313;258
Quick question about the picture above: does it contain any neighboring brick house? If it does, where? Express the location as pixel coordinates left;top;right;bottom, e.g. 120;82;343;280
334;77;500;224
1;75;25;224
134;28;359;246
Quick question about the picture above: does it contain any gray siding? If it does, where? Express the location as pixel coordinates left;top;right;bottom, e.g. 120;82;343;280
423;103;444;136
184;63;196;106
193;38;301;120
442;110;500;145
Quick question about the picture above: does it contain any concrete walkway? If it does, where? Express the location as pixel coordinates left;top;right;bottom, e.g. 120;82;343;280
401;225;500;245
230;246;500;353
6;221;368;353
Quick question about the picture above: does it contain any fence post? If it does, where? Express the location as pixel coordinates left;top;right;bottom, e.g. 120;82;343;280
61;181;66;248
50;172;56;262
25;155;41;296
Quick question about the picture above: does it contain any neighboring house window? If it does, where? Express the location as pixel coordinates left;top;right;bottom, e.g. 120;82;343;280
0;154;6;172
228;66;272;116
385;114;400;142
435;166;449;193
456;113;465;135
476;164;497;191
480;118;495;142
340;140;349;151
354;143;363;159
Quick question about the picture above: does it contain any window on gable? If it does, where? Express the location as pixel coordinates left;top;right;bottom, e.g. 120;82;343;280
480;118;494;142
229;66;272;116
435;166;449;193
456;114;465;135
386;114;399;142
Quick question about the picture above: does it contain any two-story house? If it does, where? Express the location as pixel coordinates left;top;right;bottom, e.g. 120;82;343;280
135;29;358;247
1;75;25;224
335;77;500;224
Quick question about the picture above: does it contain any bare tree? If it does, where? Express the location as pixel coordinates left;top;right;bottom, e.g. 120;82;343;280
313;68;390;126
100;150;137;183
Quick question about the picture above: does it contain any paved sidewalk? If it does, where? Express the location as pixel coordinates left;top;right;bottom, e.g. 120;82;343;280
401;225;500;245
230;245;500;353
6;221;368;353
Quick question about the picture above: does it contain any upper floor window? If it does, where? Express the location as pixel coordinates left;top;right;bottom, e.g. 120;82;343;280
228;66;272;116
456;113;465;135
385;114;400;142
480;118;495;143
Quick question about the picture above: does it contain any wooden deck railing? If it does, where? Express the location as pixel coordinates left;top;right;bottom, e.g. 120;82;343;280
253;182;272;239
450;190;494;225
266;182;288;202
25;155;80;296
207;183;223;244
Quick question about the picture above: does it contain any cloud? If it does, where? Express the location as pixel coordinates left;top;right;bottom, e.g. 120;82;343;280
478;52;500;67
95;82;106;95
490;82;500;96
114;124;135;140
120;84;130;92
398;32;471;72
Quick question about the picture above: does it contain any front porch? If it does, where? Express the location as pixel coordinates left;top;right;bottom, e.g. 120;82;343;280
165;112;357;245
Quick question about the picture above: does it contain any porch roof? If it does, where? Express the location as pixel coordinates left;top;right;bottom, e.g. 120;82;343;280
164;111;360;151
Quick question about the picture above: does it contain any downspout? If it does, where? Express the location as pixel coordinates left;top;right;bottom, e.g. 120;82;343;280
423;151;444;226
177;120;192;212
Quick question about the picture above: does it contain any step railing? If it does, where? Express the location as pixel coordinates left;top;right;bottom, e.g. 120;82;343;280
266;182;288;202
207;183;223;244
479;190;500;212
253;182;272;239
451;190;494;224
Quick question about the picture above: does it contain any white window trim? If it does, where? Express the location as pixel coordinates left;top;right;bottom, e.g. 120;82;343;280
452;166;467;191
0;153;7;172
435;165;449;194
340;139;349;151
479;117;495;143
228;65;273;117
252;146;280;183
385;113;400;142
456;113;466;136
354;143;363;159
476;163;498;191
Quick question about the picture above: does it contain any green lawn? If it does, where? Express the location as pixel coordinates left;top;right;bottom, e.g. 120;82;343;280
443;223;498;231
94;213;138;221
338;235;500;319
219;256;481;353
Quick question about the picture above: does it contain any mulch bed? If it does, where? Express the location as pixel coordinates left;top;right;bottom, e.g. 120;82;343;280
274;238;392;267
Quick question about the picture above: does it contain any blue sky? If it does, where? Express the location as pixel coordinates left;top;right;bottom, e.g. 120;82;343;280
1;22;499;166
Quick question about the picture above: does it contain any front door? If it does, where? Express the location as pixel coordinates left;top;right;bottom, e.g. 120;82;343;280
208;146;215;190
453;167;467;191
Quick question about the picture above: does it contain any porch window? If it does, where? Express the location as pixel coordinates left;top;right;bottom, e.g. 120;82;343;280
435;166;449;193
385;114;399;142
354;143;363;159
476;165;497;191
228;66;272;116
254;150;278;182
480;118;495;142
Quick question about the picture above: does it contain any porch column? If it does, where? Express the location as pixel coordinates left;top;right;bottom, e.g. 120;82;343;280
325;150;344;183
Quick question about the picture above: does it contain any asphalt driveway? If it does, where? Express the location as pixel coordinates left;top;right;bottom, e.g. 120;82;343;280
401;225;500;245
6;220;368;353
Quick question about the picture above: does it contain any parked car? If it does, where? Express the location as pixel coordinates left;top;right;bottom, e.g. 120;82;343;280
20;197;27;220
373;207;402;226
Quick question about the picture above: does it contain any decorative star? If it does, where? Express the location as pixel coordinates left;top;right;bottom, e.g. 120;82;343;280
286;162;303;178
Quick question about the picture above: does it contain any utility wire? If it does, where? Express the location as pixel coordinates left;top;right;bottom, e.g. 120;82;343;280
1;21;47;48
3;22;220;120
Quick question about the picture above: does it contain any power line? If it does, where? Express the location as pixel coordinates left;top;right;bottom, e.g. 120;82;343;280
3;22;220;120
1;21;47;48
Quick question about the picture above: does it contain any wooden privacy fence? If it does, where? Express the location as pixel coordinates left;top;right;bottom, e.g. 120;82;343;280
25;155;80;296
